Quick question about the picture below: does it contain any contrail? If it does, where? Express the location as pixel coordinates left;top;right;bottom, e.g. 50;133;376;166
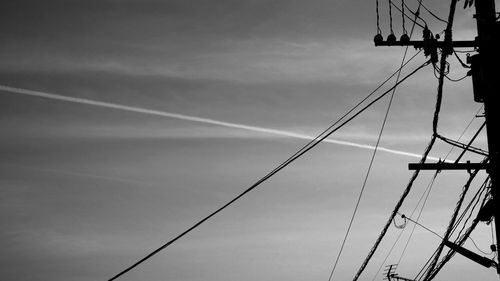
0;84;439;161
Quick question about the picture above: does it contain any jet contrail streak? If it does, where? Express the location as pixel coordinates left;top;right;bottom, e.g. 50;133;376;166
0;84;440;161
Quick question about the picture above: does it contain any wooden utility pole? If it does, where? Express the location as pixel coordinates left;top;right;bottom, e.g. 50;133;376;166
474;0;500;273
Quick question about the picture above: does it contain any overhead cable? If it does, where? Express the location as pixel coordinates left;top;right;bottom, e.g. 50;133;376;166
389;0;395;34
376;0;382;34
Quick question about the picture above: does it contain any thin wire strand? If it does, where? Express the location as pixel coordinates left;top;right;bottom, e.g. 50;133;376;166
468;236;493;255
389;0;395;34
377;0;382;34
399;213;443;239
402;0;408;34
391;1;427;29
453;51;471;69
444;73;469;82
414;0;448;23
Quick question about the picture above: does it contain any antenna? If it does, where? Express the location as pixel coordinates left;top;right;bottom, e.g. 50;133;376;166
383;264;416;281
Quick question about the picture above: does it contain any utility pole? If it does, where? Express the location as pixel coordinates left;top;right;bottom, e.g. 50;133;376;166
376;0;500;275
474;0;500;274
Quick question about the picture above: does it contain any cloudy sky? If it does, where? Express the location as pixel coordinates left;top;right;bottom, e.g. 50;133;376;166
1;1;498;280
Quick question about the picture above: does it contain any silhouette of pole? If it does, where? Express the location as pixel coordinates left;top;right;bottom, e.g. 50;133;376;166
474;0;500;275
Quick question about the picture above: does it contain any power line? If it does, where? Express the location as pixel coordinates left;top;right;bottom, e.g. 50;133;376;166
444;72;469;82
376;0;382;34
108;56;430;281
389;0;395;34
402;0;408;34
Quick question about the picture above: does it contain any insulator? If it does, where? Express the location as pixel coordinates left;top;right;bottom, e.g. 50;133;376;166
374;33;384;45
400;33;410;43
387;33;397;43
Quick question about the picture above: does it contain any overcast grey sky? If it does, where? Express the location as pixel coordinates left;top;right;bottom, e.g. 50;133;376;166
0;1;497;281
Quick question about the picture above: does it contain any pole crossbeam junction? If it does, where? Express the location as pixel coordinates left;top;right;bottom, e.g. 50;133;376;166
408;162;488;172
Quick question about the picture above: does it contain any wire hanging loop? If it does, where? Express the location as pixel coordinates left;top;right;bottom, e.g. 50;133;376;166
394;214;407;229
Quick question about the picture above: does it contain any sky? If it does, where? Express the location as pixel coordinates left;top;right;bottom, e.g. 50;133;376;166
0;1;498;281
